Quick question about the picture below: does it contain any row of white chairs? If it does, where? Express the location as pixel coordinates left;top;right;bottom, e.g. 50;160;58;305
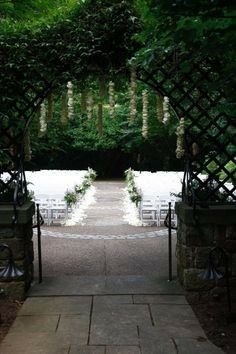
139;195;178;227
34;197;70;226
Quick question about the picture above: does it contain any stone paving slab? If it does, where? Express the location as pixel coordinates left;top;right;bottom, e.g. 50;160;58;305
29;276;184;296
93;295;133;305
9;314;59;333
18;296;92;315
106;346;141;354
90;324;139;346
174;337;224;354
69;347;105;354
139;327;177;354
0;333;70;354
133;294;188;305
150;304;206;337
92;304;152;327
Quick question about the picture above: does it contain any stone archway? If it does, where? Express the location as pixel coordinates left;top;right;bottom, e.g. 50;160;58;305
0;0;235;297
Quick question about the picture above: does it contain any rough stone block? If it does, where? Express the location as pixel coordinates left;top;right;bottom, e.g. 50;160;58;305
226;225;236;240
214;225;226;244
0;281;26;300
194;247;211;268
0;238;25;260
182;268;214;291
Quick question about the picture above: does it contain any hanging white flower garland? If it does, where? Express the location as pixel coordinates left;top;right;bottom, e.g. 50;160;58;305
163;96;170;124
176;117;185;159
130;67;137;123
39;101;47;136
108;81;115;118
67;81;74;120
142;90;148;139
87;91;94;119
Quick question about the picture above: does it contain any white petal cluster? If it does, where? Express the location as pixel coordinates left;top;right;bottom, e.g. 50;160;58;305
163;96;170;124
67;81;74;120
108;81;115;118
142;90;148;139
176;117;185;159
87;91;94;119
39;101;47;136
130;67;137;122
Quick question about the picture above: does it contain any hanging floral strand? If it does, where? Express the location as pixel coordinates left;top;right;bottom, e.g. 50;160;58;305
108;81;115;118
156;94;164;122
130;67;137;123
163;96;170;124
61;91;68;125
24;129;32;162
67;81;74;120
142;90;148;139
87;91;94;119
176;117;185;159
38;101;47;137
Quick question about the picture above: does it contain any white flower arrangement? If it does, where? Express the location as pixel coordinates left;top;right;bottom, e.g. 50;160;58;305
176;117;185;159
108;81;115;118
163;96;170;124
142;89;148;139
64;167;97;207
67;81;74;120
124;168;142;206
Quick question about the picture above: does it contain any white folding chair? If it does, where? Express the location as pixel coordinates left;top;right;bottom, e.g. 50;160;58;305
140;195;160;226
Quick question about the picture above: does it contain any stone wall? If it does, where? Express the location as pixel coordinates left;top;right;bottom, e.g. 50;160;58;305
0;202;35;300
175;203;236;292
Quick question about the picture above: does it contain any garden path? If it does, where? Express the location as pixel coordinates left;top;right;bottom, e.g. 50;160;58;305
0;181;224;353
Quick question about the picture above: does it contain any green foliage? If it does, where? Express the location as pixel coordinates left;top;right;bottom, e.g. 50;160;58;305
64;168;96;205
64;191;77;206
134;0;236;106
125;168;142;205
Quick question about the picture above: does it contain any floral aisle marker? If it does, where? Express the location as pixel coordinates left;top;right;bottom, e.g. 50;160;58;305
176;117;185;159
67;81;74;120
64;168;97;226
130;66;137;123
108;81;115;118
142;89;148;139
123;168;142;226
39;101;47;137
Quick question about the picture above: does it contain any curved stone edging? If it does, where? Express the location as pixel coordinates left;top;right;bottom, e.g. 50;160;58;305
34;229;175;240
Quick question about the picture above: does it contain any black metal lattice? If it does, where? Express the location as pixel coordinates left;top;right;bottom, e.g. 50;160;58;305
0;51;235;218
0;67;53;222
138;52;236;205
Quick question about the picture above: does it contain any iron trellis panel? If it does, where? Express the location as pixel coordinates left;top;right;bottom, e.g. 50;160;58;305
138;52;236;205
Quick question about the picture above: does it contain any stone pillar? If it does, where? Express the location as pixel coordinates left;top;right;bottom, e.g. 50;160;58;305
0;202;35;300
175;203;236;291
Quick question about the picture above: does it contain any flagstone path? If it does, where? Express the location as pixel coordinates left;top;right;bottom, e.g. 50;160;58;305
0;181;223;353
